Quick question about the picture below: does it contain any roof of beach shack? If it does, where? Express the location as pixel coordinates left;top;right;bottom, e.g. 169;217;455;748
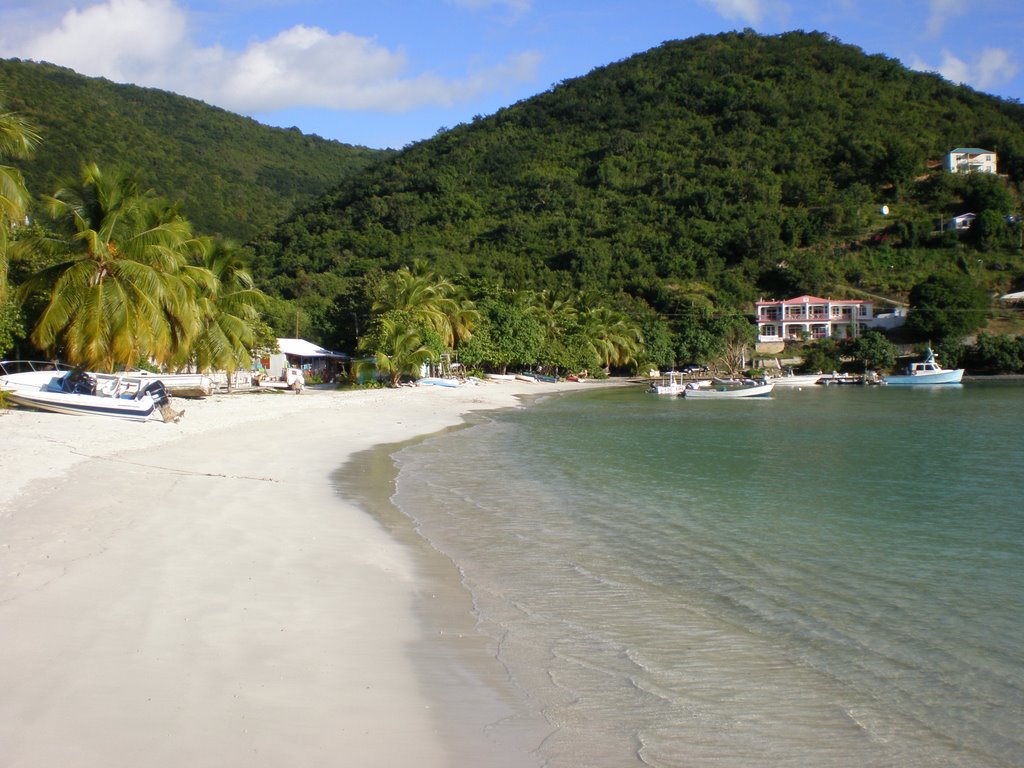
276;338;348;358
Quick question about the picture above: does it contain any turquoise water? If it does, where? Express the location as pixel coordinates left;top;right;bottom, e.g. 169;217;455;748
391;383;1024;767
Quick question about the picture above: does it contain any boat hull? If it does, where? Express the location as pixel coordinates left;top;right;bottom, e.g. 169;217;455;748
682;382;775;398
124;371;214;398
4;389;158;421
416;377;460;388
770;374;823;387
883;369;964;385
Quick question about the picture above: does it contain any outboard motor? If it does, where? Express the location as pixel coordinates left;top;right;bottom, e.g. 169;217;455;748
136;379;170;407
137;380;184;423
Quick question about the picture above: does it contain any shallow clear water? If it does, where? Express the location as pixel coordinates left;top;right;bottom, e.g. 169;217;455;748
391;383;1024;767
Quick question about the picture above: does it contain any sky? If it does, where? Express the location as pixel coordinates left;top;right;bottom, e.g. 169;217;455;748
1;0;1021;150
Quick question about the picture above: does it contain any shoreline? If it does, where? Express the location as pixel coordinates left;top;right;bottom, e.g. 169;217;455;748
0;379;607;767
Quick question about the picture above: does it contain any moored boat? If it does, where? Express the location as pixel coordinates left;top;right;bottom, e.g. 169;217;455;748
883;348;964;386
681;381;775;399
648;371;688;395
770;372;823;387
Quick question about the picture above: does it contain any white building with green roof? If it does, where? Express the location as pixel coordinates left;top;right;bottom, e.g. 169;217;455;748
947;147;997;174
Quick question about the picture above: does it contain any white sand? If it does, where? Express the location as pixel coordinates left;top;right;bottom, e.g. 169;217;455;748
0;379;591;768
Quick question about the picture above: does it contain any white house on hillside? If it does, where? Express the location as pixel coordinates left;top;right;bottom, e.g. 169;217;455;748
756;295;907;343
947;147;997;174
948;212;977;230
756;296;871;342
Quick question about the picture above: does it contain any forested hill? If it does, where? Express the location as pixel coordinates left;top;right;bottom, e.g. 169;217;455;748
0;58;391;241
249;30;1024;348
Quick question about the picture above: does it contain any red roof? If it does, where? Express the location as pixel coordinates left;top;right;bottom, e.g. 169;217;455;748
755;295;871;306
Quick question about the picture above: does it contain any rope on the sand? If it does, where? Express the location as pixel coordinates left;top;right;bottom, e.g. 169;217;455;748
66;449;282;483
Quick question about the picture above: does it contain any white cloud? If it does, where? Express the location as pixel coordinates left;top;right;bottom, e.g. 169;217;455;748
217;25;540;112
912;47;1020;92
20;0;189;82
924;0;967;38
974;48;1020;90
4;0;541;115
700;0;771;25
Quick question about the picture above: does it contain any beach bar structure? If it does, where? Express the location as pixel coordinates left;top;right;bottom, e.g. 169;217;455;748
264;338;349;383
755;295;873;342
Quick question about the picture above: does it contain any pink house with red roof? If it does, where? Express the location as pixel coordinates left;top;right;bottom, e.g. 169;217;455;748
755;295;873;342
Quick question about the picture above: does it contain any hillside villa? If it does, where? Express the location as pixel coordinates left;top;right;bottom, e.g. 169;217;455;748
755;295;907;345
947;147;997;174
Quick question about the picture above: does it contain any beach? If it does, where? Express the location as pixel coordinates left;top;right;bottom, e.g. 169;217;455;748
0;379;587;768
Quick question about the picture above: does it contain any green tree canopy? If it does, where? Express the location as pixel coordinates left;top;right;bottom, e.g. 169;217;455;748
17;163;205;370
907;273;990;343
848;330;897;371
0;99;39;303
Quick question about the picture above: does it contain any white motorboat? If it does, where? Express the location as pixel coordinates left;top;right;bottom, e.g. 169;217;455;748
648;371;684;394
0;361;180;422
883;348;964;385
123;370;214;398
770;372;823;387
681;381;775;399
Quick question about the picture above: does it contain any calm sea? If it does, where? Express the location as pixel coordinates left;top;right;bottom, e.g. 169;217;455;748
388;382;1024;767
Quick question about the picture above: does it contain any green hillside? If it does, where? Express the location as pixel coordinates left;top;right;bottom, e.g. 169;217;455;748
0;58;391;242
249;31;1024;350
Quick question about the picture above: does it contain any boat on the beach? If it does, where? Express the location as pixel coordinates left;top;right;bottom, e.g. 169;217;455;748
0;361;181;422
883;348;964;385
416;377;461;388
122;370;214;398
681;380;775;399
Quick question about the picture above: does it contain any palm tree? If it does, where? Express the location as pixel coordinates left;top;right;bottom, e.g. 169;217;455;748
581;305;643;373
0;102;40;302
18;163;200;371
372;261;478;349
528;289;579;339
188;237;268;388
357;312;436;387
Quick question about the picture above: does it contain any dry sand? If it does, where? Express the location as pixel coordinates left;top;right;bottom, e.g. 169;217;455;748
0;378;593;768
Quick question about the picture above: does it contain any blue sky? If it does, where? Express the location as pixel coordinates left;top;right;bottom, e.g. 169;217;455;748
1;1;1021;150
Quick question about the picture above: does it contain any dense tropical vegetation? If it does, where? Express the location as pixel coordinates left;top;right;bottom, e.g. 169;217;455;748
5;30;1024;381
247;30;1024;373
0;58;390;241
